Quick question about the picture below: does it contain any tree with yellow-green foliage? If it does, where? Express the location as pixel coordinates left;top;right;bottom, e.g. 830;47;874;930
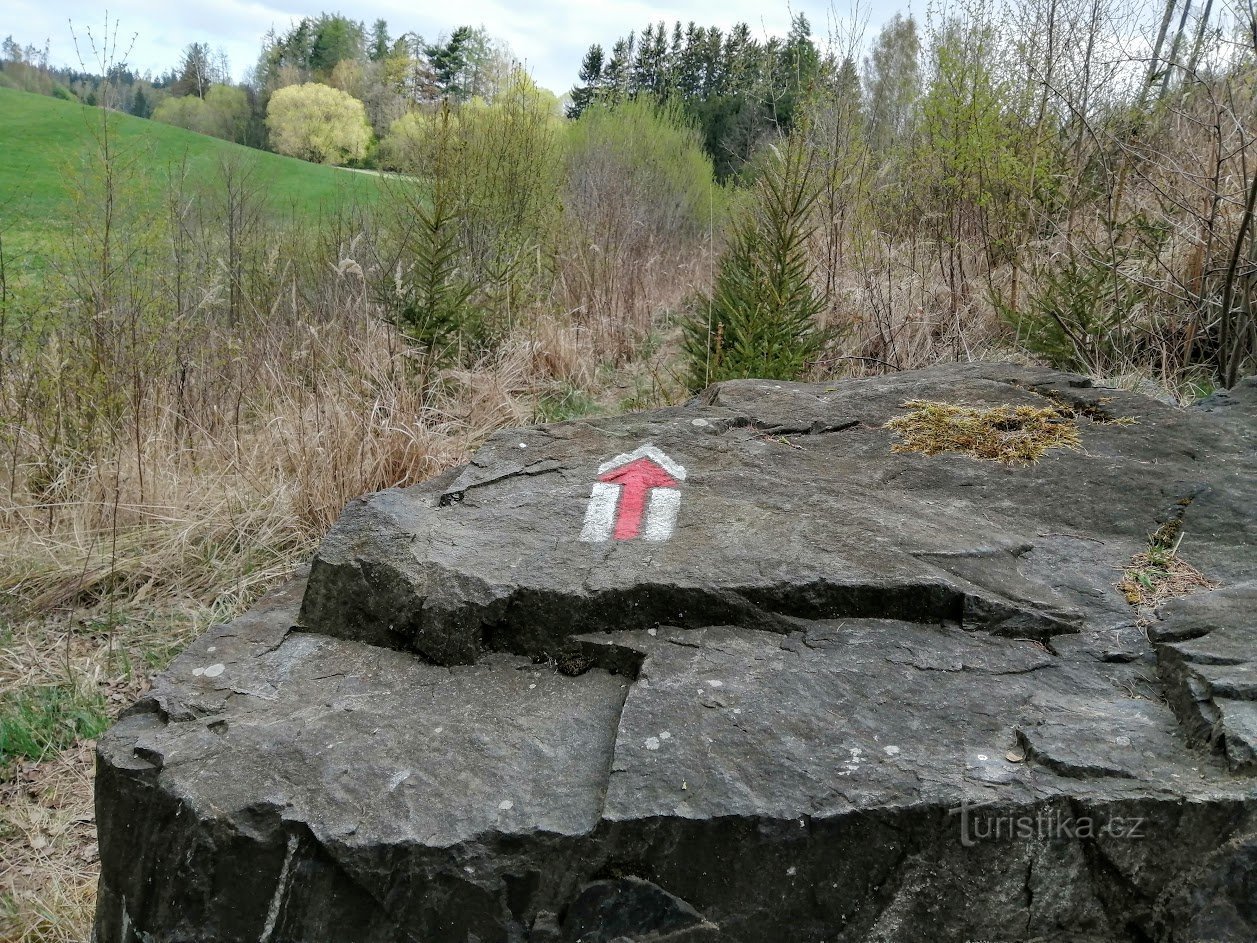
152;84;251;144
265;82;372;165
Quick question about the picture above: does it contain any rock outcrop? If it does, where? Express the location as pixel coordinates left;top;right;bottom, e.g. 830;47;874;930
94;364;1257;942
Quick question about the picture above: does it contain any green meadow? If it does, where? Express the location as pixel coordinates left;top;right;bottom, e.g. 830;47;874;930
0;86;378;266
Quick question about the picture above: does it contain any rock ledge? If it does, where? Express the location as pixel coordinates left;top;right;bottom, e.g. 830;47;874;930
95;364;1257;942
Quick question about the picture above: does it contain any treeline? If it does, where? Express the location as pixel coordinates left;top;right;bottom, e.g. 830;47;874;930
147;16;524;162
0;37;167;116
1;15;523;165
251;17;511;140
568;16;821;179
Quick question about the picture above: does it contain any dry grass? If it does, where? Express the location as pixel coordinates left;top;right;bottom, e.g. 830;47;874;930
0;739;98;943
0;595;235;942
1119;545;1217;609
884;399;1083;465
0;314;612;617
817;238;1012;375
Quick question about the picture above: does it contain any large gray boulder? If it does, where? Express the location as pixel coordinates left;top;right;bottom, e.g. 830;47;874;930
94;363;1257;942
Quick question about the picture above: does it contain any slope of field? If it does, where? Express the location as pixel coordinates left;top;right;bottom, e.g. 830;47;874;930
0;86;378;262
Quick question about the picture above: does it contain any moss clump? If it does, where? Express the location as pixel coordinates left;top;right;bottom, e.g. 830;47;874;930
884;400;1082;465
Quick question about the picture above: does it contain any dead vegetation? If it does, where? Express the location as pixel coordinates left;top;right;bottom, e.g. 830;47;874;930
884;400;1084;464
1;738;99;943
1119;519;1217;609
0;593;232;941
1119;549;1215;608
4;0;1255;932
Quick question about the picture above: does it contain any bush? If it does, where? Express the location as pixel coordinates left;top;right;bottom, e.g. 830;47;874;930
152;84;249;143
266;82;372;165
564;98;717;248
378;110;427;172
560;97;722;356
1001;222;1167;376
1003;255;1143;374
376;71;562;350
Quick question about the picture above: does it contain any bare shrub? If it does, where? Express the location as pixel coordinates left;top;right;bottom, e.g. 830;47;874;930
559;98;723;361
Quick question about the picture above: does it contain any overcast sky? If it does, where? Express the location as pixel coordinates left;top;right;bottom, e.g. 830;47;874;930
11;1;906;94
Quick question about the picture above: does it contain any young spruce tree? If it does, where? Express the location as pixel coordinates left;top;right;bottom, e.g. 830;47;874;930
684;133;827;390
386;102;474;364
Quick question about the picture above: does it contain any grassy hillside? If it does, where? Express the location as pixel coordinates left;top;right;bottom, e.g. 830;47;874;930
0;86;378;261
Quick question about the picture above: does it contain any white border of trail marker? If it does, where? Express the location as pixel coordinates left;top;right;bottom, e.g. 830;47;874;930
580;444;685;542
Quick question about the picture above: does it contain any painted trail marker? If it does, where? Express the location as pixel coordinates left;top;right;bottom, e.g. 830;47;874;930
580;444;685;542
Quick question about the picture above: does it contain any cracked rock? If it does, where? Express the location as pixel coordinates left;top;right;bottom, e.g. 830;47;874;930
95;363;1257;942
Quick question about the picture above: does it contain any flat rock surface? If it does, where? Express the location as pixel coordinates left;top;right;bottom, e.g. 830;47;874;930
95;364;1257;943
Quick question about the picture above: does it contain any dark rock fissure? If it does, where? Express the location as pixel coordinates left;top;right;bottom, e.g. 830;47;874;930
301;563;1088;672
734;415;865;437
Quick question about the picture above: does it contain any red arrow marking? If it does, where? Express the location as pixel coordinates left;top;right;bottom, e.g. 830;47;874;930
599;457;678;540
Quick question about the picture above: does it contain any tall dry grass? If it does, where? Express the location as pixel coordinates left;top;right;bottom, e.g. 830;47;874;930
0;279;698;621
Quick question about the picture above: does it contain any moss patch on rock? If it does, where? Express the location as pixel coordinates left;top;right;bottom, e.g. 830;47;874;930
885;400;1083;465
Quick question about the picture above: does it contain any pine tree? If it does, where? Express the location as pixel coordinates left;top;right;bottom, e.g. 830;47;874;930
131;86;151;118
631;22;669;97
309;15;365;77
773;14;820;129
603;36;634;102
676;23;704;98
702;27;725;98
386;102;475;361
172;43;213;98
567;44;604;118
427;26;473;100
369;20;391;62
